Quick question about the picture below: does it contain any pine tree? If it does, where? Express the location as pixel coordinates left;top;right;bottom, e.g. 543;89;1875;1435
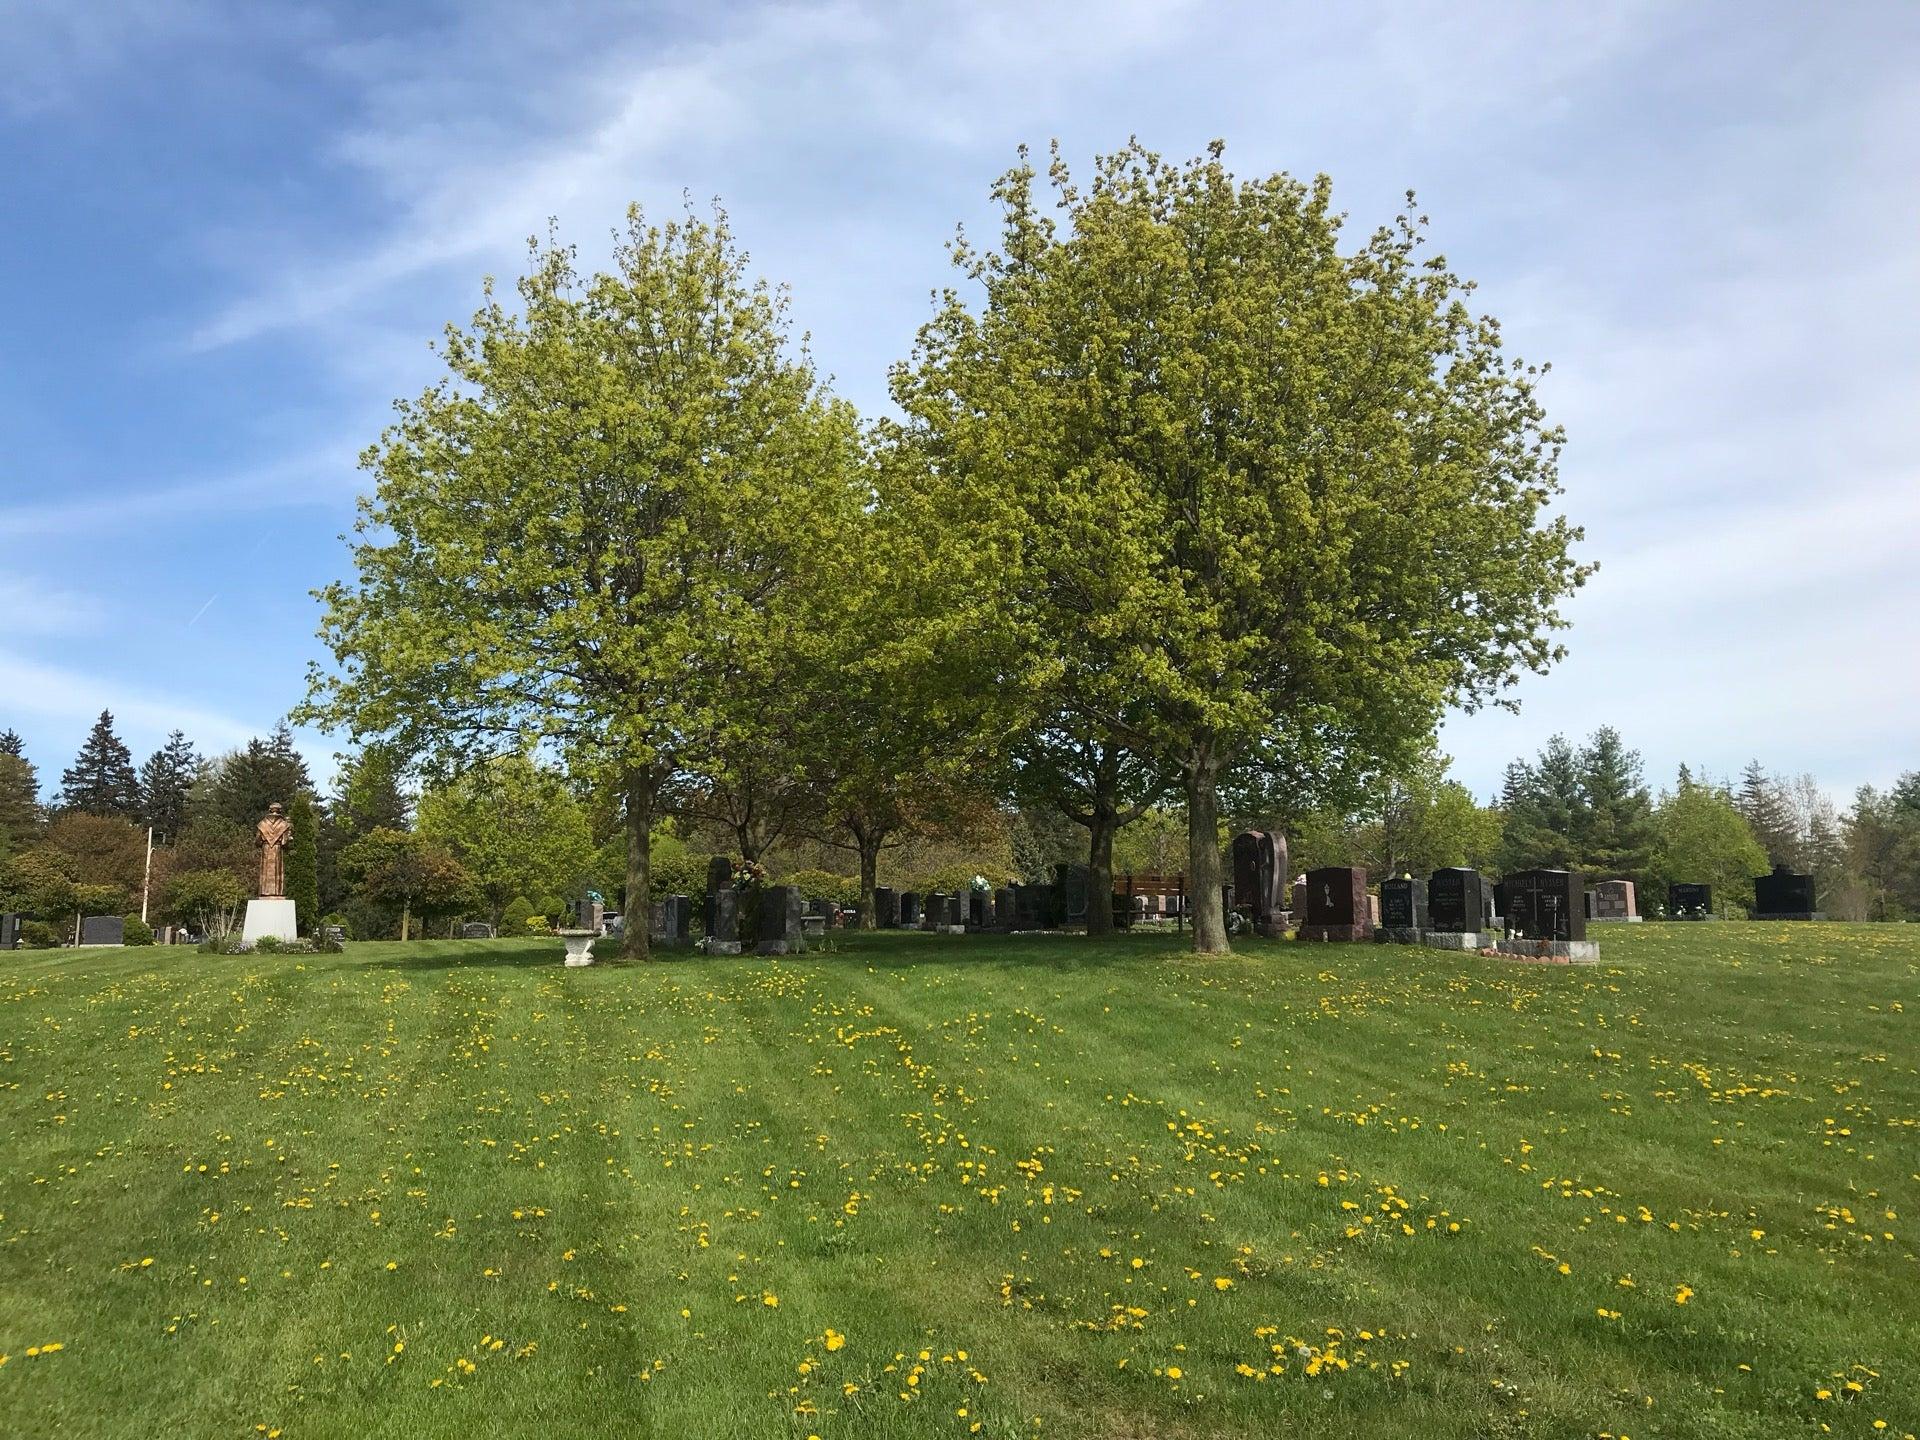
205;722;315;828
138;730;203;842
57;710;141;818
1497;736;1585;871
332;744;412;842
1577;727;1657;879
0;729;24;756
1735;761;1800;868
287;792;319;932
0;747;41;857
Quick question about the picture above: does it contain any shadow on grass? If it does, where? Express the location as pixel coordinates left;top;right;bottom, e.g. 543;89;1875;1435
342;927;1234;974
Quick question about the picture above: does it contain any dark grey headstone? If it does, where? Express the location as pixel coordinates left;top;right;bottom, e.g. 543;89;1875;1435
922;892;948;930
1054;863;1090;923
80;914;125;946
871;886;898;928
994;886;1016;929
757;885;805;954
1230;830;1288;930
0;912;19;950
967;889;988;928
900;892;921;926
461;921;494;939
711;888;741;944
650;894;692;943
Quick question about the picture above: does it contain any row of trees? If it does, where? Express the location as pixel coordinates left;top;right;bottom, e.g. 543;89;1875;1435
295;141;1591;957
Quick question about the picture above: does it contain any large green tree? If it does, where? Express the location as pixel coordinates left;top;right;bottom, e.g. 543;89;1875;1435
416;755;595;929
1651;770;1768;915
57;710;141;818
1575;726;1657;880
300;205;863;959
286;792;320;931
340;828;473;943
137;730;203;842
202;723;313;830
894;141;1587;951
0;744;41;858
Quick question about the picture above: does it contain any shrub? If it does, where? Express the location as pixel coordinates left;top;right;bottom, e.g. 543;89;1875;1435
197;934;249;955
20;919;59;949
781;868;859;906
651;848;712;900
121;914;155;946
524;914;551;934
321;912;352;941
503;895;536;932
254;935;283;954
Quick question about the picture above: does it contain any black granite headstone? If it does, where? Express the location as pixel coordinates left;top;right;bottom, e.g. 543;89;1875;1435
0;912;18;950
1668;882;1712;919
1752;864;1816;919
900;892;921;926
1380;877;1429;930
871;886;898;929
704;856;734;936
994;886;1017;930
1012;883;1055;929
1505;869;1586;942
967;890;988;928
1429;867;1492;933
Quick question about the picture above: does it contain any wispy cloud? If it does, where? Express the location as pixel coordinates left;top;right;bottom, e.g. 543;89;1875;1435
0;447;358;540
0;574;102;635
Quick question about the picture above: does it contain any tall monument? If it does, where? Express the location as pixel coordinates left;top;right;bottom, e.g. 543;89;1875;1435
240;802;300;945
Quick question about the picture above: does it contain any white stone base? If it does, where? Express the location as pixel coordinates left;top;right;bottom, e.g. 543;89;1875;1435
1496;938;1600;964
1591;915;1643;924
707;940;743;955
1375;926;1423;945
241;898;299;946
1424;931;1498;951
558;930;597;966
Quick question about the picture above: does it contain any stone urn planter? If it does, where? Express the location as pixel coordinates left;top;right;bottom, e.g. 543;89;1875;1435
557;929;598;967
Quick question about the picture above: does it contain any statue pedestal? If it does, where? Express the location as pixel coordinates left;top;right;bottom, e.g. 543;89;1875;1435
242;898;299;946
557;929;598;966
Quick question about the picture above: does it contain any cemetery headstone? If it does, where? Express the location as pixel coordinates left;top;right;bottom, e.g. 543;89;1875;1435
900;892;921;927
461;921;494;939
1011;884;1054;929
1231;830;1289;935
1054;863;1091;926
1752;864;1818;920
0;912;19;950
872;886;899;929
650;895;692;944
1668;882;1712;919
757;885;806;955
968;890;988;929
1297;867;1370;942
1290;877;1306;917
709;888;743;954
1378;876;1428;944
1501;868;1597;961
923;892;948;931
80;915;125;947
1427;867;1498;949
704;856;734;937
1590;879;1640;923
994;886;1017;930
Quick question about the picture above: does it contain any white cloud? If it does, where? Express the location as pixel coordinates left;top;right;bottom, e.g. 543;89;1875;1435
0;574;102;635
0;448;358;540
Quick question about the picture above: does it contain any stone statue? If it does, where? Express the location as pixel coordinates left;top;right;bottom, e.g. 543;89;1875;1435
255;802;293;898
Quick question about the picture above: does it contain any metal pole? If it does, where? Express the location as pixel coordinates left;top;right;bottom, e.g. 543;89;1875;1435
141;827;154;924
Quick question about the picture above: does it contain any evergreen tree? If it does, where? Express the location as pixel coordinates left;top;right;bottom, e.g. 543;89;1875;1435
1497;735;1585;871
1735;760;1800;868
0;729;24;756
205;722;315;828
57;710;141;818
332;744;413;842
1651;769;1768;913
137;730;202;842
1576;727;1657;879
287;793;320;932
0;748;42;857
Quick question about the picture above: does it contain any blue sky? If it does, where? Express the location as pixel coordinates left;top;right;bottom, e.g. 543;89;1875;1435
2;0;1916;802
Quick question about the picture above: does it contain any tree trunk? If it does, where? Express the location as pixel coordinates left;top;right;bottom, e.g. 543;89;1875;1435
623;767;656;962
856;833;883;936
1185;748;1229;954
400;900;410;944
1086;803;1117;938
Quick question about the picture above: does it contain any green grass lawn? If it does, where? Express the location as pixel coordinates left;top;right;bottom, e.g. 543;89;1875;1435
2;924;1915;1439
